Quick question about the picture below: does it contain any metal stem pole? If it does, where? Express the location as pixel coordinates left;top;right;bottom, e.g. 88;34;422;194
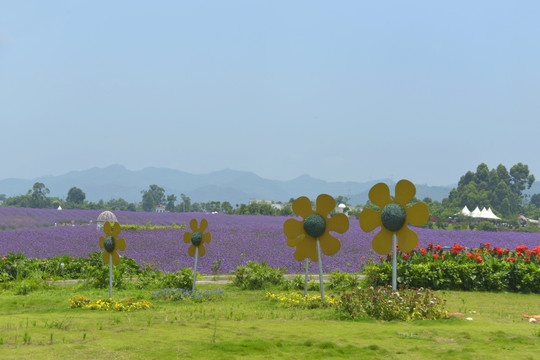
316;239;325;299
192;247;199;292
109;253;113;298
392;234;397;290
304;259;309;296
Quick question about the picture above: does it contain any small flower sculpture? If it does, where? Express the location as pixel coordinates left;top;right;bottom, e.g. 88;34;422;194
99;221;126;265
183;218;211;257
359;179;429;254
284;194;349;261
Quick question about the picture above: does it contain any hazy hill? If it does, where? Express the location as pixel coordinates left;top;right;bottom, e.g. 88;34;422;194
0;164;457;205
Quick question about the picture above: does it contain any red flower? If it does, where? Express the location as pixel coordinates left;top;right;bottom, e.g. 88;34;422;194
452;243;465;254
402;253;409;260
516;245;528;256
420;248;427;255
433;253;439;259
466;252;473;259
505;257;516;262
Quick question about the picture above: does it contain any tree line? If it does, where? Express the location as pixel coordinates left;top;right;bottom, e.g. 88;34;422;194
1;162;539;223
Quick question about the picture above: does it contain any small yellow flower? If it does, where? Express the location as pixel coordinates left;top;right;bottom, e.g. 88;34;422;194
284;194;349;261
183;218;212;257
359;180;429;254
99;221;126;265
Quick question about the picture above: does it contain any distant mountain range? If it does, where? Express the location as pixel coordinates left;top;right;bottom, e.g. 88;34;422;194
0;165;461;205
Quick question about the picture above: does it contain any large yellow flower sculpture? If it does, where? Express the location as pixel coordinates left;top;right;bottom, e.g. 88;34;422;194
99;221;126;265
359;179;429;254
284;194;349;261
183;218;211;257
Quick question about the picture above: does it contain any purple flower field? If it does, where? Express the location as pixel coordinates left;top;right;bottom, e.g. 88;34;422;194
1;207;539;273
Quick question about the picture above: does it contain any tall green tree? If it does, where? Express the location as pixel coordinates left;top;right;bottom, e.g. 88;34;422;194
140;184;165;212
66;187;86;205
28;182;51;208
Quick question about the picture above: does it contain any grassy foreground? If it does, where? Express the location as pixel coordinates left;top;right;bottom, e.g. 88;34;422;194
0;284;538;360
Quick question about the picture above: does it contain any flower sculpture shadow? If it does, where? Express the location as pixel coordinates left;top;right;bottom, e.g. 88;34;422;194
284;194;349;261
359;179;429;254
183;218;212;257
99;221;126;265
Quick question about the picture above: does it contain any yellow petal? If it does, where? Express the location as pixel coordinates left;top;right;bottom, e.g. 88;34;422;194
112;251;120;266
183;232;192;243
295;236;318;261
287;233;303;248
104;221;112;235
371;228;393;255
369;183;392;208
99;236;105;249
102;251;109;264
359;208;382;232
189;219;198;232
116;237;126;251
316;194;335;217
292;196;314;218
198;244;206;257
112;222;121;237
199;218;208;233
188;245;196;257
202;232;211;244
406;202;429;227
395;179;416;206
318;232;341;256
284;219;304;238
327;213;349;233
396;226;418;252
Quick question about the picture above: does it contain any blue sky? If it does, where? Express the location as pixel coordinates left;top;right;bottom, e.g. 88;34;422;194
1;1;539;186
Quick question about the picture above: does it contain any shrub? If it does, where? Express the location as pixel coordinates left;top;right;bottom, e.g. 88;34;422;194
476;221;497;232
159;268;195;290
281;274;319;291
231;261;286;290
335;286;448;321
328;270;360;292
84;252;141;289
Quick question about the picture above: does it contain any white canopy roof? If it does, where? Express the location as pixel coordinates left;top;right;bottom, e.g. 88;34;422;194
470;206;482;218
460;206;471;216
485;208;501;220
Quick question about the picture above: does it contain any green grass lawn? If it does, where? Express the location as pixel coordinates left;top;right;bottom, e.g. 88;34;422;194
0;284;538;359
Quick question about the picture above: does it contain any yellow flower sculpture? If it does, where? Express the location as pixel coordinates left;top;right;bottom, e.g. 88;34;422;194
359;179;429;254
183;218;211;257
284;194;349;261
99;221;126;265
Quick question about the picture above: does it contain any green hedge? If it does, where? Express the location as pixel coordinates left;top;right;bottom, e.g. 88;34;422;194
363;260;540;293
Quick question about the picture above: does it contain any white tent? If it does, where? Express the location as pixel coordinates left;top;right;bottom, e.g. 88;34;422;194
479;207;489;218
485;208;501;220
460;206;471;216
470;206;482;218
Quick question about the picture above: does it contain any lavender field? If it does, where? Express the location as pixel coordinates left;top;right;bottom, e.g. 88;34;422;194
1;207;539;273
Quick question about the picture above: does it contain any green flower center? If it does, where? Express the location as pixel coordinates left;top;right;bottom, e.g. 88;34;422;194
104;236;115;253
381;203;407;232
303;214;326;238
191;232;202;246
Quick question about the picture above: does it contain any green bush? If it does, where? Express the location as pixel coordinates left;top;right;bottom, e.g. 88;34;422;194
231;261;286;290
83;252;141;289
281;274;319;291
363;260;540;293
476;221;497;232
328;270;360;292
159;268;195;289
335;286;448;321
